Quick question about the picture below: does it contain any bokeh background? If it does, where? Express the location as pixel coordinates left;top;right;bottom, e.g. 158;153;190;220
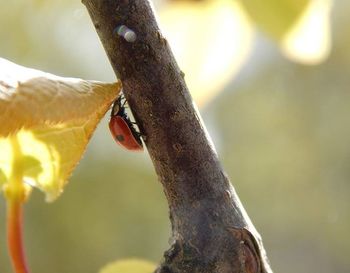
1;0;349;272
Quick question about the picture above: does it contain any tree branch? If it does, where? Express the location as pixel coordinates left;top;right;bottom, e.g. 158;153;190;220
83;0;272;272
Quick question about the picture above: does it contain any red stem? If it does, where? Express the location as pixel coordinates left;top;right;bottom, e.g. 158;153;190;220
7;200;29;273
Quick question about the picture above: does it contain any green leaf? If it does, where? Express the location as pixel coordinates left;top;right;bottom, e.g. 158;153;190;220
238;0;310;39
99;259;156;273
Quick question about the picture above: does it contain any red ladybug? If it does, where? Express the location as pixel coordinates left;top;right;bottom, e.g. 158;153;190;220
109;96;143;151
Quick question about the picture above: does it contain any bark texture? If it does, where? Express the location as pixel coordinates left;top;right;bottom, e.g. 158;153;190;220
83;0;273;272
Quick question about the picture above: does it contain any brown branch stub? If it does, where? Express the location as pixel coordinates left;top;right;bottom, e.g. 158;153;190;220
82;0;273;272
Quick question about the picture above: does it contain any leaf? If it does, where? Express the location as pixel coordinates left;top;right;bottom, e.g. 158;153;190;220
0;169;6;185
159;0;254;107
0;58;121;201
281;0;332;64
238;0;310;39
99;259;156;273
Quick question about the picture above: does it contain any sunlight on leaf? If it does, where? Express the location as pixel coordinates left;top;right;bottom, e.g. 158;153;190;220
281;0;332;64
159;0;254;107
0;58;121;201
99;259;156;273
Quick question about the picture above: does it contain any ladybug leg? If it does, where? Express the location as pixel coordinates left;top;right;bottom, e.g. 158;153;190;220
116;93;127;107
130;121;146;140
133;127;146;140
138;132;147;141
118;93;127;105
117;96;125;105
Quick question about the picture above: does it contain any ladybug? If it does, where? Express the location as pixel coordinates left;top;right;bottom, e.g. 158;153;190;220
109;96;143;151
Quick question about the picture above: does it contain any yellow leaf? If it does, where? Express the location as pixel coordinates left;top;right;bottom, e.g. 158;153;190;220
0;58;121;201
281;0;332;64
99;259;156;273
159;0;254;107
238;0;310;39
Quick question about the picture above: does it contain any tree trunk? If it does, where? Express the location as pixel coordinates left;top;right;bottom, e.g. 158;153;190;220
82;0;273;272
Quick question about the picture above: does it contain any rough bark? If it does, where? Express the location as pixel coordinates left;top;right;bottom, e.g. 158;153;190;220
82;0;273;272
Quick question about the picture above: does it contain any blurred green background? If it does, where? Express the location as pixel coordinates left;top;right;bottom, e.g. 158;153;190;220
0;0;349;272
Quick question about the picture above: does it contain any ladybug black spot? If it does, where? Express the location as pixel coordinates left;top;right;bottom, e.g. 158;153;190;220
116;135;125;142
